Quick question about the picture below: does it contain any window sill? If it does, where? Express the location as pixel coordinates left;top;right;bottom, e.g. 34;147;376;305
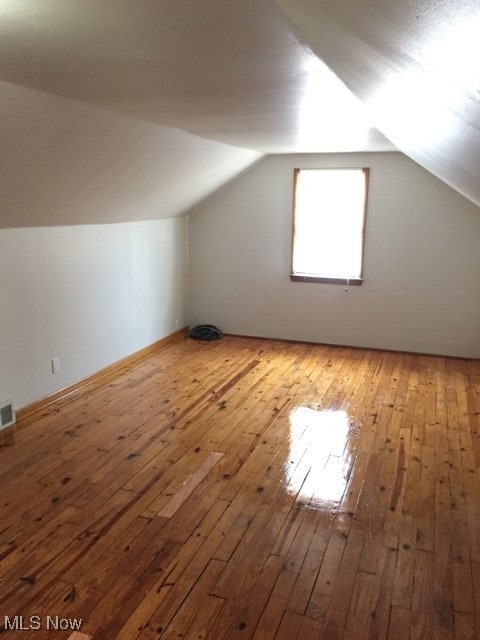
290;274;363;285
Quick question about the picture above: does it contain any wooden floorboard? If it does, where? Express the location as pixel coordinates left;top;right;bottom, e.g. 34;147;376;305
1;335;480;639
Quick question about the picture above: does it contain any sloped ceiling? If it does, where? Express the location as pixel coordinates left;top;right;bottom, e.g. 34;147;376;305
0;0;393;228
0;81;261;227
0;0;478;227
0;0;390;155
276;0;480;206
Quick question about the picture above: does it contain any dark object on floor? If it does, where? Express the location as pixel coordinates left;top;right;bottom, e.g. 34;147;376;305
189;325;223;341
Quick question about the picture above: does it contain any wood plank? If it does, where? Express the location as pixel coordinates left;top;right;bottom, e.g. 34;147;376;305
157;451;224;518
0;336;478;640
387;606;411;639
16;327;188;425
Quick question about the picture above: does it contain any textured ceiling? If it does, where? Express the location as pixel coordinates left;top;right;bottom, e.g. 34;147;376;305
0;0;478;226
0;0;392;153
276;0;480;206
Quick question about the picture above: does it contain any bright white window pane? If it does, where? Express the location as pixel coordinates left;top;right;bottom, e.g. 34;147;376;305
292;168;368;280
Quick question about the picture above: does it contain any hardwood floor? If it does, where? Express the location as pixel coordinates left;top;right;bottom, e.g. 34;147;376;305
1;335;480;639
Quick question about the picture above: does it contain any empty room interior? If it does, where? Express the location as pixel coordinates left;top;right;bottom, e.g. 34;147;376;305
1;1;480;639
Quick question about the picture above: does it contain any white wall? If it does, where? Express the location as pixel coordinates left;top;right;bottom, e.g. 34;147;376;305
0;218;187;410
189;152;480;358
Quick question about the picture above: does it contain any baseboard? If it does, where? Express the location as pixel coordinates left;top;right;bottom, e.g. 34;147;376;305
224;332;477;361
16;327;189;425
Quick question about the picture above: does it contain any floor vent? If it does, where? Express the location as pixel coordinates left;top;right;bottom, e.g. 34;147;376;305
0;399;15;430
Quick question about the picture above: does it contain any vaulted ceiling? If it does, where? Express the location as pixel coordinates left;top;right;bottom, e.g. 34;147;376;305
277;0;480;206
0;0;478;227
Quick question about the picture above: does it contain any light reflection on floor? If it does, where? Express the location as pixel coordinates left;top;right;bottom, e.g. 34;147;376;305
286;406;354;508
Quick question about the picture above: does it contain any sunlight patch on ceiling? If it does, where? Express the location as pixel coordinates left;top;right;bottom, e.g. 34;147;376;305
297;55;375;150
368;13;480;149
419;14;480;94
369;71;457;149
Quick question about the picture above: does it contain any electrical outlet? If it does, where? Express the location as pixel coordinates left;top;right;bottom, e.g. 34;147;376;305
52;357;60;373
175;319;179;329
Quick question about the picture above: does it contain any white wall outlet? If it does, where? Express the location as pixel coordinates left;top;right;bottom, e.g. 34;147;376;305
175;319;179;329
52;357;60;373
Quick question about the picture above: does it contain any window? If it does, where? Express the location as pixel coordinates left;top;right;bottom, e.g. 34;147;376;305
290;167;369;285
